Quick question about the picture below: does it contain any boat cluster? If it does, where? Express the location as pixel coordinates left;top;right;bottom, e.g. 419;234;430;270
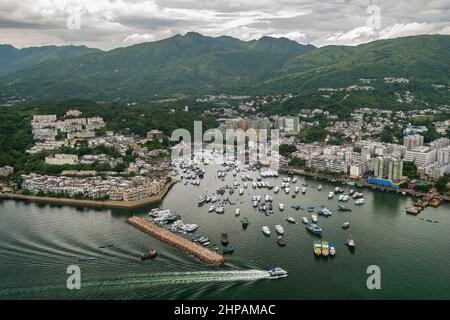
148;208;198;235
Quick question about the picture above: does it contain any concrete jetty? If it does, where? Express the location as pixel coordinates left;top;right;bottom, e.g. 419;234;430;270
126;216;225;266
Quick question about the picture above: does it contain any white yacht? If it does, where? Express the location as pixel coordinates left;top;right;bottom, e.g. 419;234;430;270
239;188;244;196
262;226;271;236
208;205;215;212
317;185;323;191
311;214;318;223
279;203;284;211
301;216;308;224
294;186;300;193
301;187;306;194
355;198;365;205
328;192;334;199
267;267;288;279
275;225;285;235
235;208;241;216
274;186;280;193
285;187;290;194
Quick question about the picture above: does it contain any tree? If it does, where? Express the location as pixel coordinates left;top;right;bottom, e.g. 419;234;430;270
435;176;449;194
279;144;297;157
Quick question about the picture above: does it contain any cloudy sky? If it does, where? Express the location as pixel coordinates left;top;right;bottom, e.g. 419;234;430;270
0;0;449;50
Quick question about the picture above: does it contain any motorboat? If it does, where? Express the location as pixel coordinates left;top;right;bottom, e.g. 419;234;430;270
294;186;300;193
274;186;279;193
140;248;157;260
345;235;355;249
267;267;288;279
239;188;244;195
311;214;318;223
286;216;296;224
241;217;249;228
235;208;241;216
221;232;229;246
279;203;284;211
208;205;215;212
302;217;308;224
355;198;365;205
338;205;352;212
317;185;323;191
275;225;285;235
285;187;290;194
342;222;350;229
277;236;286;247
301;187;306;194
262;226;271;236
329;243;336;256
306;223;322;236
328;192;334;199
223;245;235;254
215;206;225;214
318;208;333;217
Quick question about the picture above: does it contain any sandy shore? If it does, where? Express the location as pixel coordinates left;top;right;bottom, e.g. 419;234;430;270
127;216;225;265
1;180;177;209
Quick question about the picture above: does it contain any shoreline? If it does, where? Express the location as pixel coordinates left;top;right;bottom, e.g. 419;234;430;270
280;167;450;203
0;180;177;210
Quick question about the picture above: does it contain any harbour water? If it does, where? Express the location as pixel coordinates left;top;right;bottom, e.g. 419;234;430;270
1;164;449;299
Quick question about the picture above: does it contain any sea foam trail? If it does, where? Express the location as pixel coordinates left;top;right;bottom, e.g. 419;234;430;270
0;270;270;297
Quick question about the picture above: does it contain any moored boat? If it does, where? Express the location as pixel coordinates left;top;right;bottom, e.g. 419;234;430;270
235;208;240;216
313;240;322;256
345;235;355;249
223;245;235;254
286;216;296;224
355;198;365;205
302;216;308;224
277;236;286;247
321;241;329;257
338;204;352;212
342;221;350;229
329;243;336;256
262;226;271;236
221;232;229;246
306;223;322;236
328;191;334;199
241;217;249;228
311;214;318;223
275;224;285;235
279;203;284;211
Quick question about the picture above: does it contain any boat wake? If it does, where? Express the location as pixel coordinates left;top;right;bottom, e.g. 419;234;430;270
0;270;270;298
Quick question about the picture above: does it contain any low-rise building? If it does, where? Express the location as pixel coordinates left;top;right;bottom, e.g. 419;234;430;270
45;154;79;166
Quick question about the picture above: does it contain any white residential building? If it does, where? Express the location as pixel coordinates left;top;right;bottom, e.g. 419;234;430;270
45;154;79;166
404;147;437;167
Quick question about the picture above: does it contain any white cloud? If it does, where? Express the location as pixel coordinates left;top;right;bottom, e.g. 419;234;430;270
123;33;156;44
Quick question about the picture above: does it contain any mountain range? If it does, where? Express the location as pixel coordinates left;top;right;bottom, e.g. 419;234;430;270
0;32;449;102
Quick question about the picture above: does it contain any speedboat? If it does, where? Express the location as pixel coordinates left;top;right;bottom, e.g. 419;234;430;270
321;241;329;257
275;225;285;235
267;267;288;279
329;243;336;256
328;192;334;199
306;223;322;236
311;214;318;223
235;208;241;216
342;222;350;229
286;216;296;224
313;240;322;256
355;198;365;205
279;203;284;211
262;226;271;236
302;217;308;224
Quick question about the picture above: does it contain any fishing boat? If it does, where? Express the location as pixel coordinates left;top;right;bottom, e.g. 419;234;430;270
267;267;288;279
286;216;296;224
342;222;350;229
223;245;235;254
235;208;240;216
302;217;308;224
275;224;285;235
279;203;284;211
311;214;318;223
140;248;157;261
313;240;322;256
329;243;336;256
328;192;334;199
306;223;322;236
221;232;229;246
277;236;286;247
262;226;271;236
241;217;249;228
338;204;352;212
355;198;365;205
321;241;329;257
